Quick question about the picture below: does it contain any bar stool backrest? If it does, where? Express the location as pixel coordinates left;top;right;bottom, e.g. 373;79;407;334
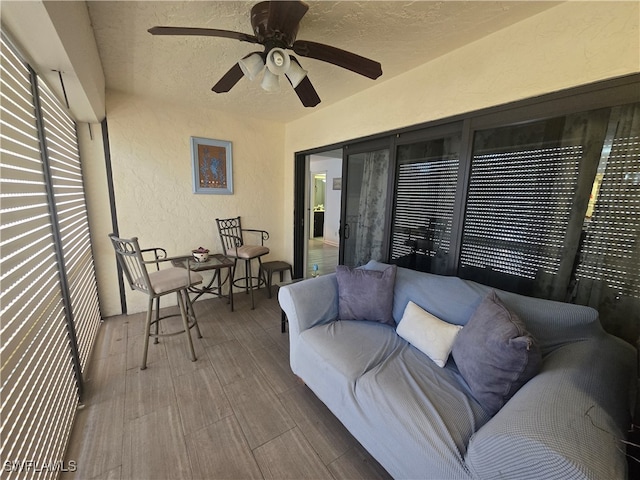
216;216;244;256
109;234;151;294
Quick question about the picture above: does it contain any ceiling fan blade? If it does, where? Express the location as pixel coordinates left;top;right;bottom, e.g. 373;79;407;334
148;26;259;44
293;40;382;79
293;76;321;108
212;63;244;93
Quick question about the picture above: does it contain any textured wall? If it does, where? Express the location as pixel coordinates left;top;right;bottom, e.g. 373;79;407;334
78;123;119;317
91;92;285;315
282;1;640;256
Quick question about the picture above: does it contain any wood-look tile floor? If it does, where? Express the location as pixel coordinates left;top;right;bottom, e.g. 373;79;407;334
307;239;339;277
62;289;391;480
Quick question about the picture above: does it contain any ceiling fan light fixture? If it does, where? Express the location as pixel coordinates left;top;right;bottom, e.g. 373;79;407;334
261;68;280;92
149;0;382;107
265;47;291;75
239;53;264;80
285;58;307;88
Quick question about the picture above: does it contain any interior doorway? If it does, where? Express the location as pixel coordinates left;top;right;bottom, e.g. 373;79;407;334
311;172;326;239
305;150;341;277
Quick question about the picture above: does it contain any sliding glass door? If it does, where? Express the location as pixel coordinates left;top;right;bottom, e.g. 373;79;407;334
390;128;462;275
457;103;639;341
341;145;392;267
573;103;640;341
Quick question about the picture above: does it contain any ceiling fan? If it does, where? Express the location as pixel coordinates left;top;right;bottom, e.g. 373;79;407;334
148;0;383;108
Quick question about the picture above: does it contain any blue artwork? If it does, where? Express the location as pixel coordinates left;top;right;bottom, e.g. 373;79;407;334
199;145;226;188
192;137;232;194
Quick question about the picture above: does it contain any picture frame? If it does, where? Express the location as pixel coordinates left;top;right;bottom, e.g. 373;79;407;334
332;177;342;190
191;137;233;194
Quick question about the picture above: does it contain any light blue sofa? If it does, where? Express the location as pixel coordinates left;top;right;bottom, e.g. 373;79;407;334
278;261;636;479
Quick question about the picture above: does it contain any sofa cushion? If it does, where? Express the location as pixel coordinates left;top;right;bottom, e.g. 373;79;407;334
452;291;542;416
390;265;482;326
336;264;397;325
297;320;405;387
389;265;601;356
396;301;462;367
354;345;490;479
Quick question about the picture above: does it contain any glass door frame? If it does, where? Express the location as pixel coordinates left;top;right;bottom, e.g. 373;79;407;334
293;145;345;278
392;121;469;275
339;137;397;266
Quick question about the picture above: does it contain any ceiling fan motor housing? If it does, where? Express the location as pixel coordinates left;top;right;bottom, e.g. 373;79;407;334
251;1;303;47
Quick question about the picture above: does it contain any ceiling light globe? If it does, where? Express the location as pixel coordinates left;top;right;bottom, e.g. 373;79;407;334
266;48;291;75
261;69;280;92
286;59;308;88
239;53;264;81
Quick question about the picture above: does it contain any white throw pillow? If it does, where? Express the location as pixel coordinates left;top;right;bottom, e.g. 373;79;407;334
396;301;463;368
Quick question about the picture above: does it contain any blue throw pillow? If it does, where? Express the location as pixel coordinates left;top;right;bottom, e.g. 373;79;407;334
336;264;397;325
452;290;542;416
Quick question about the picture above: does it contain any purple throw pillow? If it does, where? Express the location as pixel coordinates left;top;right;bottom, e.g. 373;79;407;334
336;264;397;325
452;290;542;416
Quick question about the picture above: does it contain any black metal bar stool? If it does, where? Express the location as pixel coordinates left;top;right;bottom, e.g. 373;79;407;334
216;216;269;309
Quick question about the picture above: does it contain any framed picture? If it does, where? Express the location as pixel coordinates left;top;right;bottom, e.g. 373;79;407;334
332;177;342;190
191;137;233;194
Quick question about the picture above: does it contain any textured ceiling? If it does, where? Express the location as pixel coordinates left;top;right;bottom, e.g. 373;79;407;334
87;1;559;123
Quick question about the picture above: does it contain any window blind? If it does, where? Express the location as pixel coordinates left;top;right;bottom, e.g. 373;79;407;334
1;31;102;477
577;104;640;299
460;145;581;280
391;158;458;263
38;81;101;371
1;34;79;478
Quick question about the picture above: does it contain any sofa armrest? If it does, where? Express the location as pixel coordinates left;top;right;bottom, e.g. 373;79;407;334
278;274;339;339
466;334;635;480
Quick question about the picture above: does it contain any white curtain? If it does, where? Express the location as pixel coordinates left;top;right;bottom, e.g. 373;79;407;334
354;150;389;265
